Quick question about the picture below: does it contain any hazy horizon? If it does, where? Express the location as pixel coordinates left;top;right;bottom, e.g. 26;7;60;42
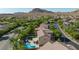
0;8;78;14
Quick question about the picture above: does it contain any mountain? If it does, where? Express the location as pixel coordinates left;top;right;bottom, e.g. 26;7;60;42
14;12;26;14
72;9;79;13
29;8;53;13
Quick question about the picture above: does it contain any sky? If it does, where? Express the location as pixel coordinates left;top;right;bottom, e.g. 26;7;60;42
0;8;78;14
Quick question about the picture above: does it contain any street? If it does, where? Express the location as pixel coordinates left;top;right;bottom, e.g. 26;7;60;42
0;26;23;50
0;33;15;50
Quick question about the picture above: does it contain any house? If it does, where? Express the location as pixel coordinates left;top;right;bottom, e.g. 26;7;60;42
24;23;54;49
35;23;54;46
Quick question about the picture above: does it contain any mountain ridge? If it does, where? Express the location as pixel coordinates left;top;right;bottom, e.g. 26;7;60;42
29;8;53;13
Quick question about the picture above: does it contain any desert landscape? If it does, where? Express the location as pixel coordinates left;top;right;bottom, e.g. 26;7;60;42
0;8;79;50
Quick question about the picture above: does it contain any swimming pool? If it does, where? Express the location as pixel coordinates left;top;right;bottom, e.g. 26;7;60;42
24;42;38;49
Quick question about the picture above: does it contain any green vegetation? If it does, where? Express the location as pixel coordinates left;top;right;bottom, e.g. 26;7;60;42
11;25;34;49
50;19;62;40
0;23;18;37
7;16;50;49
57;19;79;40
65;21;79;40
1;15;70;49
57;19;63;29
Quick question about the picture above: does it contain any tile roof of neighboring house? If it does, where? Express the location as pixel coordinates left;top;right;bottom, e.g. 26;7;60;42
36;23;48;30
37;30;45;37
36;23;49;37
44;29;52;34
39;41;69;50
32;38;39;42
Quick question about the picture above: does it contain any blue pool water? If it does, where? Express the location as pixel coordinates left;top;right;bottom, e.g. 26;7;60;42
24;42;36;49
